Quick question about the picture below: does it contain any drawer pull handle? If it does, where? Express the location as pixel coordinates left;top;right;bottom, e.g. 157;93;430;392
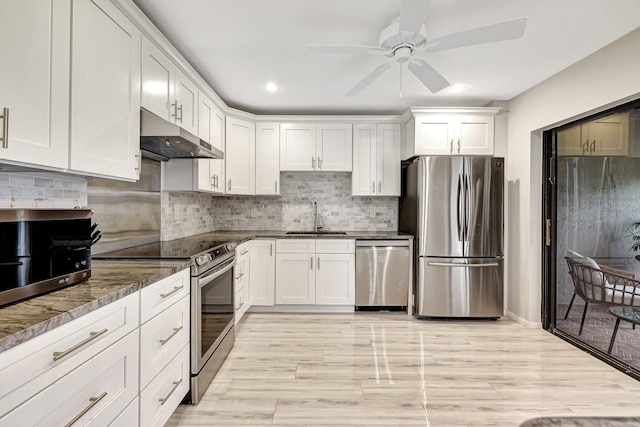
159;326;183;345
65;391;107;427
1;107;9;149
159;379;183;405
241;249;249;255
235;272;244;280
53;328;108;362
160;285;184;299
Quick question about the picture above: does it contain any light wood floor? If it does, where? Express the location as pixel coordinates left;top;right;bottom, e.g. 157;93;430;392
167;312;640;426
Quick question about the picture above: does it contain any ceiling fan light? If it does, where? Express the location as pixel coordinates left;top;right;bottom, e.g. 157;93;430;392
265;82;278;92
450;84;466;93
394;46;412;63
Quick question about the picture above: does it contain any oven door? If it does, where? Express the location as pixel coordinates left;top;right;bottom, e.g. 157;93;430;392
191;256;235;374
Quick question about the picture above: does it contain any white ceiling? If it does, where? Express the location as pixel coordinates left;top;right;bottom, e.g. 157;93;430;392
132;0;640;115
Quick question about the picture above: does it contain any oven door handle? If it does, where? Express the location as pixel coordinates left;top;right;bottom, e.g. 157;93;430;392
198;258;235;287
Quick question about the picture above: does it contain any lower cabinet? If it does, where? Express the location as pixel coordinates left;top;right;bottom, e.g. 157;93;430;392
250;239;276;306
234;242;251;323
275;239;355;306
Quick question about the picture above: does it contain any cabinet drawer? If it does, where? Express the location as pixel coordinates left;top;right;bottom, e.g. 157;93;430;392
0;330;139;426
140;268;190;324
276;239;315;253
140;295;190;390
316;239;355;254
236;242;251;258
140;344;189;427
0;292;139;413
108;396;138;427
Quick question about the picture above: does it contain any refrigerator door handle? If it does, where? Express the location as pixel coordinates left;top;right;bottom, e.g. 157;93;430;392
427;261;500;268
464;173;471;242
456;173;463;241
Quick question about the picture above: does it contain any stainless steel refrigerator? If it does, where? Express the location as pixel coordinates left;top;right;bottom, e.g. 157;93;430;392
400;156;504;318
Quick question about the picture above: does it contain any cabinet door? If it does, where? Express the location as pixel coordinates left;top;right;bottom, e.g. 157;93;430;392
588;113;629;156
315;253;355;305
198;93;214;143
69;0;141;180
280;123;316;171
0;0;69;168
210;106;226;193
141;36;174;121
175;69;198;135
557;125;585;156
456;115;494;156
316;124;352;171
250;240;275;306
415;114;453;155
275;253;316;305
256;123;280;195
352;124;376;195
226;117;256;195
194;159;214;192
376;124;401;196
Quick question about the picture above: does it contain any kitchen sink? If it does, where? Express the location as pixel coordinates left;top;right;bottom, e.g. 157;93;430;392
285;231;348;235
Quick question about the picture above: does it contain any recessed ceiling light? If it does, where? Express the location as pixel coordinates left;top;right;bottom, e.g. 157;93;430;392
265;82;278;92
450;84;466;93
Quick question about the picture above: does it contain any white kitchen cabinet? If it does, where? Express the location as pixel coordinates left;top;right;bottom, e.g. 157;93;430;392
226;117;256;195
140;268;190;324
404;108;500;159
558;113;630;156
69;0;141;181
0;0;70;169
275;239;355;306
280;123;352;171
141;35;198;135
234;242;251;322
352;124;401;196
256;123;281;195
250;239;276;306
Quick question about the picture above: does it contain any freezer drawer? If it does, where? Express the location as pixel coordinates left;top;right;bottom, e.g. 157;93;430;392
355;242;410;307
417;257;503;318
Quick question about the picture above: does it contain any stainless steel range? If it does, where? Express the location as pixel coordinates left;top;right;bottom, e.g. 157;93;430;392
94;236;237;404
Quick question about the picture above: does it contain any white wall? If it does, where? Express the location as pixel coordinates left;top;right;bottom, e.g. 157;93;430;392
506;28;640;327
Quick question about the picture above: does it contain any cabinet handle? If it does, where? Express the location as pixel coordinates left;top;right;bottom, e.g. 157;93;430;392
590;140;596;153
160;285;184;299
134;153;141;172
159;326;183;345
317;257;320;270
378;181;382;193
310;257;313;270
270;243;273;256
0;107;8;149
214;175;218;188
457;139;461;152
241;249;249;255
53;328;108;362
583;139;589;154
170;102;178;119
372;182;375;193
450;138;454;152
65;392;108;427
159;379;183;405
312;157;316;169
275;180;278;193
318;157;322;169
235;272;244;279
177;104;183;123
228;179;232;191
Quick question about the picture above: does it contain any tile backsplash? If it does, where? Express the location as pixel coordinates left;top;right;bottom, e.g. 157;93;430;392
0;172;88;208
162;191;217;241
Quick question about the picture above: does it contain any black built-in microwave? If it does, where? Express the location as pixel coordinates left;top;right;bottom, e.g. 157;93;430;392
0;209;95;306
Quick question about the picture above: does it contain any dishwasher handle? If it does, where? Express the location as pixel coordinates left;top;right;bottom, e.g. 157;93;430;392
355;240;410;247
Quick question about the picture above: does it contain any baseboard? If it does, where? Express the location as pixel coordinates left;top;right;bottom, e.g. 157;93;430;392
248;305;355;313
506;310;543;329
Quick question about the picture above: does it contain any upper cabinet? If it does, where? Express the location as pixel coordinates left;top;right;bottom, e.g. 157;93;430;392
280;123;352;172
255;123;280;195
557;113;630;156
141;36;198;135
226;117;255;195
404;108;500;159
0;0;141;181
69;0;141;181
352;124;401;196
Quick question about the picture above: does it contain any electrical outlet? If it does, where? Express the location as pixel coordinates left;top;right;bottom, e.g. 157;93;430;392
387;209;395;219
250;208;258;218
369;208;376;219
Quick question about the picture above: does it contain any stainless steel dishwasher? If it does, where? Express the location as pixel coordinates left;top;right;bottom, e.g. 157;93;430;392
355;240;411;309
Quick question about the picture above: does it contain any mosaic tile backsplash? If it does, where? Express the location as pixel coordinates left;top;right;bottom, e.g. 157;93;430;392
0;172;88;209
161;190;217;241
211;173;398;233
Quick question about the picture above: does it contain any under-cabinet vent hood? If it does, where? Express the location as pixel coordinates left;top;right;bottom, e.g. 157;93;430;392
140;108;223;161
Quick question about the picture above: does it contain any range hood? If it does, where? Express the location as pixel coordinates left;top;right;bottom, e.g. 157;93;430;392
140;108;223;161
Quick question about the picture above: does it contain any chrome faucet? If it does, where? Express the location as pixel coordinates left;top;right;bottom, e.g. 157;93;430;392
313;202;323;232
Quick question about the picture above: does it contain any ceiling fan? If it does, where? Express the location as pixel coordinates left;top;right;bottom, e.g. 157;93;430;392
304;0;528;96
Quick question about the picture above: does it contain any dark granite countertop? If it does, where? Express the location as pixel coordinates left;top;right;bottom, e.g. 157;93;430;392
0;258;190;354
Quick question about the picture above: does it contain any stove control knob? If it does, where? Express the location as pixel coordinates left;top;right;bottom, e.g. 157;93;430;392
196;254;211;266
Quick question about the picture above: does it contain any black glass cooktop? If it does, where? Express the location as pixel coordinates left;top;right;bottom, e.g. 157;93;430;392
94;236;231;260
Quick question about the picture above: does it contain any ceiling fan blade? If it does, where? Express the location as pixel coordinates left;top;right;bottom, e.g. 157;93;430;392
425;17;528;52
345;62;393;97
398;0;432;38
304;45;385;55
408;59;450;93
